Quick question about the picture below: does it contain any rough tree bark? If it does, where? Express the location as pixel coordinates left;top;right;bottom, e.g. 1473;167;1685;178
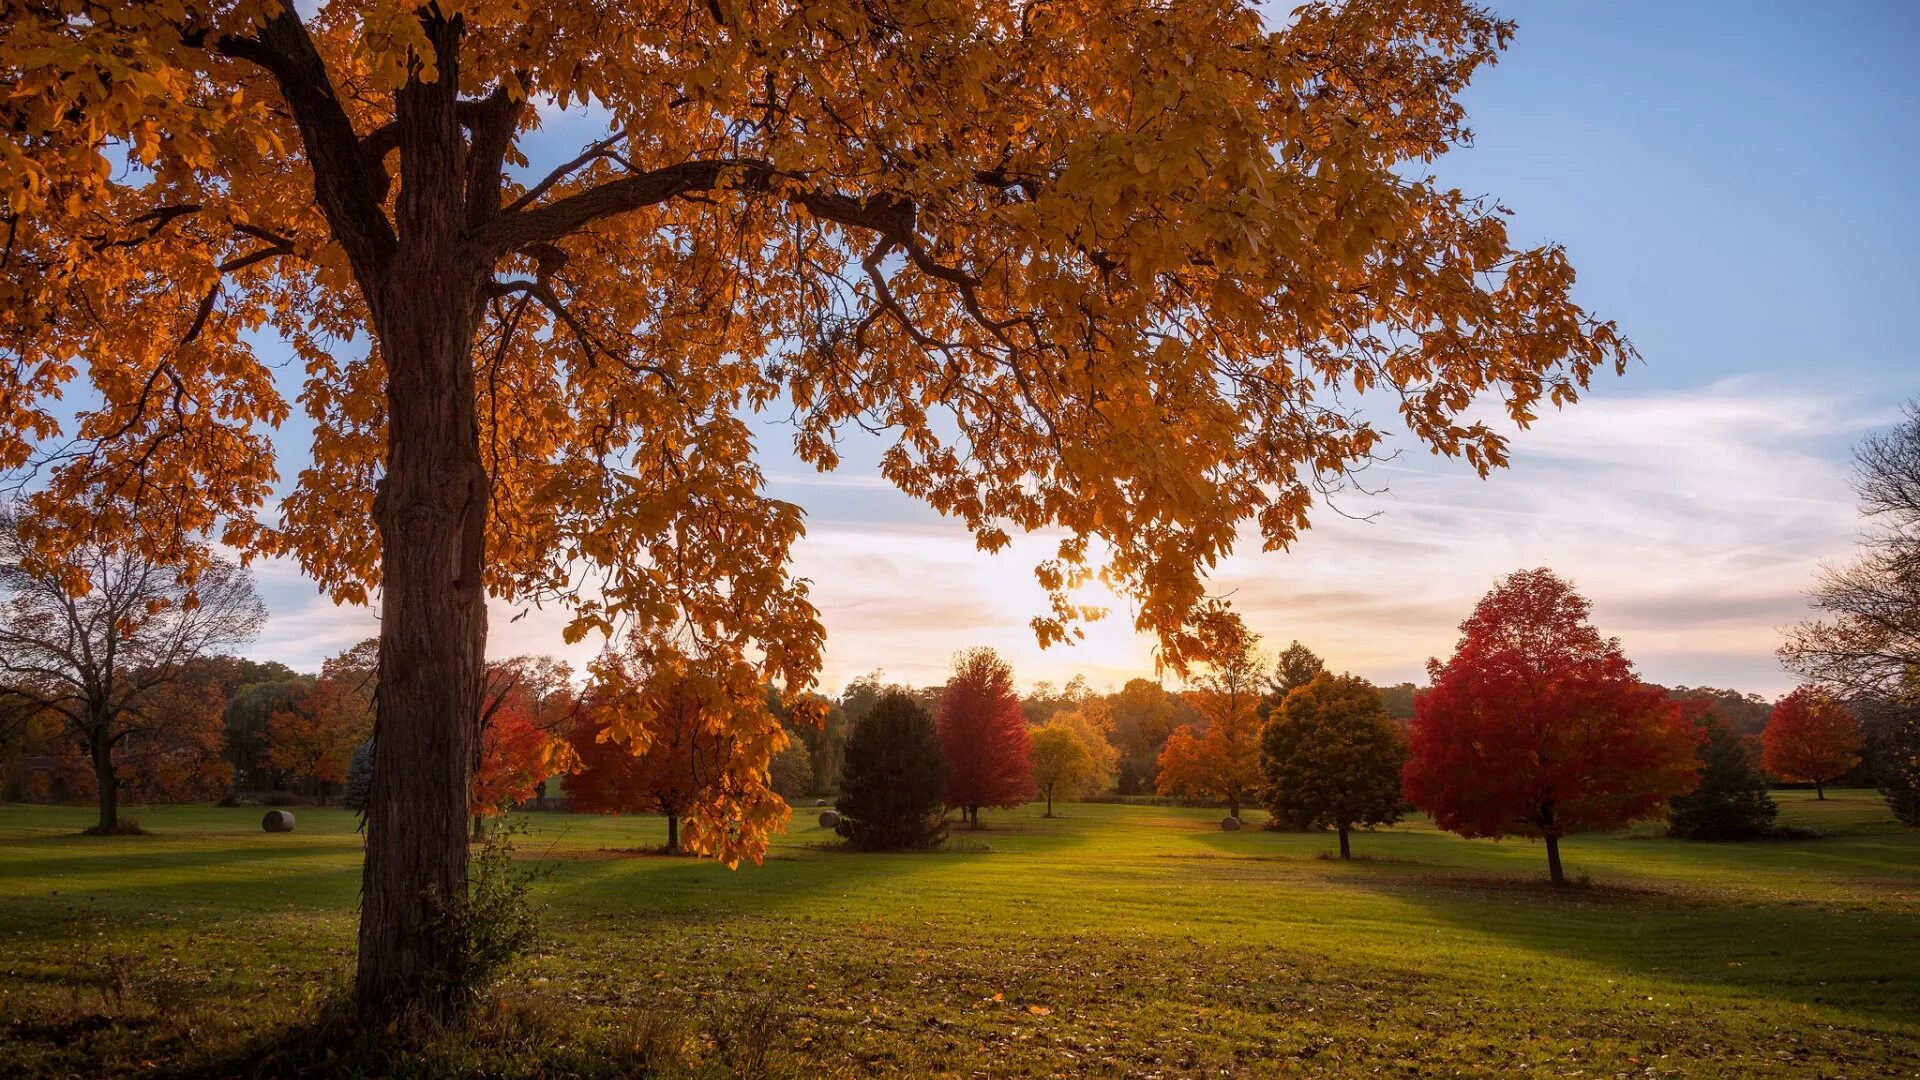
352;25;493;1019
90;721;117;833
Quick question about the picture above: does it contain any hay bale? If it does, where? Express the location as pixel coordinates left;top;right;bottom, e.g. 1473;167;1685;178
262;810;296;833
817;810;841;829
814;798;828;808
1219;815;1241;831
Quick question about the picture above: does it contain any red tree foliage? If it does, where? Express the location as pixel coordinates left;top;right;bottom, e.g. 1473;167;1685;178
472;657;579;818
1761;685;1863;799
565;674;736;854
936;648;1034;825
1403;569;1699;883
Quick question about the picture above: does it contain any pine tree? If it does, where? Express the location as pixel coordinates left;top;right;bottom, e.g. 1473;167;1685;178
1876;697;1920;827
1667;708;1777;840
836;692;951;851
343;738;375;817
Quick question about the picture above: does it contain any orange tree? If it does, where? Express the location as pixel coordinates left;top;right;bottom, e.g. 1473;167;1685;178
566;648;785;856
1761;685;1863;800
265;640;377;801
1;0;1635;1014
1158;610;1266;818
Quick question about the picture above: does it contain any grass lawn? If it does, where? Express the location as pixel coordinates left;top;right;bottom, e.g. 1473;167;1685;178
1;791;1915;1077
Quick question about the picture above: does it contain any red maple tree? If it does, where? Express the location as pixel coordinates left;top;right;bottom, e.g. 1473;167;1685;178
1403;569;1699;884
471;657;579;820
1761;685;1863;800
936;648;1034;826
565;676;735;854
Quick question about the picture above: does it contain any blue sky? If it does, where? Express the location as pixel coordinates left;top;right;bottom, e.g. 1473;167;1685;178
248;1;1919;699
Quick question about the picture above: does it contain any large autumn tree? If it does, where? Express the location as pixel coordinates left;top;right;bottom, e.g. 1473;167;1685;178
2;0;1635;1013
1403;569;1698;884
1761;686;1863;800
936;647;1034;827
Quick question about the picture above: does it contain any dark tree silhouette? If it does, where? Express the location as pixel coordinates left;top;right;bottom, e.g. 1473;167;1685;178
836;692;950;851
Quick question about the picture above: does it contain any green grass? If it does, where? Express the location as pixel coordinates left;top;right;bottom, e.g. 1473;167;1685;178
2;791;1916;1077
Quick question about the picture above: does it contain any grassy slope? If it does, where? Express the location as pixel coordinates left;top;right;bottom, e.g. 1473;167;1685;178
0;792;1915;1077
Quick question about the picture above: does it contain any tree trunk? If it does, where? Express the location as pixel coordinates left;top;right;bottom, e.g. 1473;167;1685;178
1815;779;1825;800
1045;789;1054;817
534;779;547;812
665;812;680;854
1544;832;1565;885
1338;824;1351;860
90;723;117;833
1228;793;1240;820
354;203;491;1018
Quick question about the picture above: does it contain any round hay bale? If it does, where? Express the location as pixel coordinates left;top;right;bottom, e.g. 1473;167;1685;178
814;798;828;808
817;810;841;829
1219;815;1242;832
262;810;296;833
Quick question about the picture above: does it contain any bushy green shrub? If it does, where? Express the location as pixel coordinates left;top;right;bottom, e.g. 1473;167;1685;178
424;820;545;1010
834;691;950;850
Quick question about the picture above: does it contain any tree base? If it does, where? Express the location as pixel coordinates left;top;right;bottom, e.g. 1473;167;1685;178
83;817;148;836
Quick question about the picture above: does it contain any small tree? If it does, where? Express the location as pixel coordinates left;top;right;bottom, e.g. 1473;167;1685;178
836;691;950;851
936;648;1034;826
1403;569;1700;884
1259;673;1408;858
472;657;579;833
1043;699;1120;794
768;744;815;800
1667;698;1777;840
265;641;378;803
1157;610;1265;818
1109;678;1178;793
343;739;375;816
1030;724;1097;817
1762;685;1863;799
566;671;738;855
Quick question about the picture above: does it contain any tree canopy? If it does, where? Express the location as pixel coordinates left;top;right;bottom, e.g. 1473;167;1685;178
1259;672;1407;856
936;647;1034;825
1;0;1636;1014
1761;686;1863;800
1403;569;1698;883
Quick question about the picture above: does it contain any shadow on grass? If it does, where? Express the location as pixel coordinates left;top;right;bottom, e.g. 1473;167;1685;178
1339;867;1920;1028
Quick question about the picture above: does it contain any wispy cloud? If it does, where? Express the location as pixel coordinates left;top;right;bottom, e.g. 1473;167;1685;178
238;378;1884;700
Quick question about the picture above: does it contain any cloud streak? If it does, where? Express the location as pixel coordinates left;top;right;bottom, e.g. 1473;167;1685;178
239;378;1884;701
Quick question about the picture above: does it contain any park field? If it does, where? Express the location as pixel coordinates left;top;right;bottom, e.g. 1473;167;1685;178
1;792;1916;1078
